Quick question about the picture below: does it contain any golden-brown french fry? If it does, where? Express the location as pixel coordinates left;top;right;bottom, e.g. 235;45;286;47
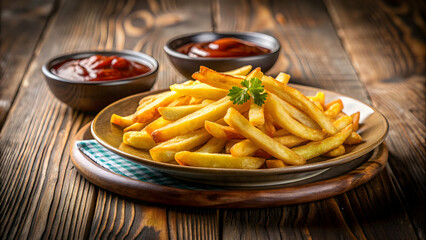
196;137;227;153
225;140;240;154
222;65;252;76
111;114;134;129
152;97;248;143
188;97;204;105
322;145;346;157
325;99;343;110
274;128;290;137
204;121;245;140
123;130;157;150
230;135;308;157
265;93;325;141
133;91;180;123
192;66;242;90
119;143;152;159
175;151;265;169
138;92;168;105
249;102;265;126
351;112;360;131
167;96;191;107
246;67;264;80
224;108;305;165
344;132;363;145
307;92;325;107
123;122;148;132
257;113;275;137
149;129;211;162
333;115;353;131
292;124;353;160
324;100;343;119
275;72;291;85
312;101;324;111
158;100;213;121
266;160;286;168
262;76;337;134
170;83;228;100
144;117;173;135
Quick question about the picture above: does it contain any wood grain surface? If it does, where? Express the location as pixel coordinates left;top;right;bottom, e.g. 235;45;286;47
0;0;424;239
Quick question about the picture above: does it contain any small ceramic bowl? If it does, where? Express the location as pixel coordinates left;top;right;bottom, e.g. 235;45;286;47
164;32;280;79
42;50;158;112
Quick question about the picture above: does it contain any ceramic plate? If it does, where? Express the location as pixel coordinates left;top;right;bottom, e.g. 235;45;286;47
91;84;388;187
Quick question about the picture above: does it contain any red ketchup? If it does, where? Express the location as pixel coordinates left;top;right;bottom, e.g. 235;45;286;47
176;37;271;58
51;55;151;81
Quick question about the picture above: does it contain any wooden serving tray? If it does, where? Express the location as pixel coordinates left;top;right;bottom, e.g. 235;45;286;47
70;123;388;208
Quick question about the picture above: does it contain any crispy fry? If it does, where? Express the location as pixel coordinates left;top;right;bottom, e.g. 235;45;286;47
246;67;264;80
205;121;245;140
275;72;291;85
123;122;148;132
123;130;157;150
149;129;211;162
307;92;325;107
230;135;308;157
158;100;213;121
222;65;252;76
192;66;242;90
344;132;363;145
144;117;173;135
351;112;360;131
266;160;286;168
262;76;337;134
196;137;227;153
265;93;325;141
274;128;290;137
175;151;265;169
323;145;345;157
333;115;353;131
325;99;343;110
152;97;248;143
119;143;152;159
257;113;275;137
133;91;180;123
167;96;191;107
324;101;343;119
249;102;265;126
292;124;353;160
224;108;305;165
170;83;228;100
111;114;134;129
225;140;240;154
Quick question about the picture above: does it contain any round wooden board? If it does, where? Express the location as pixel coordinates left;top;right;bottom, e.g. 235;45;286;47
71;123;388;208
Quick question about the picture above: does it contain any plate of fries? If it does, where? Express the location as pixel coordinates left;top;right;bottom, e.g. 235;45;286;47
91;66;388;187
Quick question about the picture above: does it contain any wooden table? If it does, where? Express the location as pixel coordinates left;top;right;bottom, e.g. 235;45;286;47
1;0;424;239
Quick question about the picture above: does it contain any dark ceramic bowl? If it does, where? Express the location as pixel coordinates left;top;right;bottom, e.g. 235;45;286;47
164;32;281;79
42;50;158;112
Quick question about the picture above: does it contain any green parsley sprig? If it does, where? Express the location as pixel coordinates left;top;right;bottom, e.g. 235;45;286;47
228;77;267;106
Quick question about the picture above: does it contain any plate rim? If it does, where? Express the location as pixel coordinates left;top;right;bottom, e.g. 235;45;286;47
91;84;389;175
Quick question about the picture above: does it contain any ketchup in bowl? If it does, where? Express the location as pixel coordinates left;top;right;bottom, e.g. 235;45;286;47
51;55;151;82
176;37;271;58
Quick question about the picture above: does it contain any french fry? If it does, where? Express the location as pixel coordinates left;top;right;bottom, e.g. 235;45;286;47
175;151;265;169
111;114;134;129
196;137;227;153
192;66;242;90
167;96;191;107
222;65;252;76
170;83;228;100
149;129;211;162
257;113;275;137
323;145;345;157
133;91;180;123
144;117;173;135
344;132;363;145
275;72;291;85
204;121;245;140
351;112;360;131
225;140;240;154
188;97;204;105
224;108;305;165
292;124;353;160
274;128;290;137
333;115;353;131
324;100;343;119
152;97;248;143
123;130;157;150
307;92;325;107
246;67;264;80
262;76;337;134
230;135;308;157
249;101;265;126
266;160;286;168
325;99;343;110
158;100;213;121
265;93;325;141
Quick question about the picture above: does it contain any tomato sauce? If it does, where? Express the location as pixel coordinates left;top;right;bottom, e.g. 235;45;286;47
176;37;271;58
51;55;151;81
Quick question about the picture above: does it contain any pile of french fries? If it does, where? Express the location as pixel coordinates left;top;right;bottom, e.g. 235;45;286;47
111;66;363;169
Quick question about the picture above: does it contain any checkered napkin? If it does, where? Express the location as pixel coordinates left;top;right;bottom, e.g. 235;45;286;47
76;140;222;190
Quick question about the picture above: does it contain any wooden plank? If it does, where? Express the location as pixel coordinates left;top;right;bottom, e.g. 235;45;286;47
213;0;419;239
324;0;425;238
0;0;54;128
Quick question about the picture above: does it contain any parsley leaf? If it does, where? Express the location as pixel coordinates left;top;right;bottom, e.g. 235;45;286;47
227;77;267;106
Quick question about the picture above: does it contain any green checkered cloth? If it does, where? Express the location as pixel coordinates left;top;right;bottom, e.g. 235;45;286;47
76;140;221;190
